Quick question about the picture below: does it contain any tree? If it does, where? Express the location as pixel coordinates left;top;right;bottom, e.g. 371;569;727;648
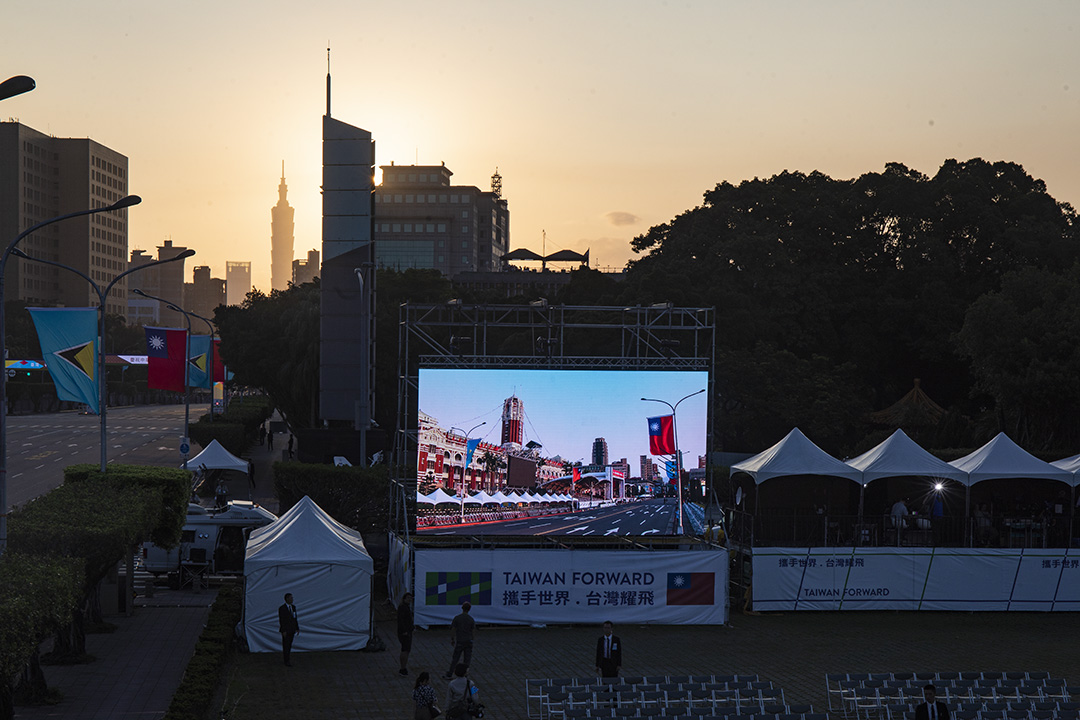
215;282;320;429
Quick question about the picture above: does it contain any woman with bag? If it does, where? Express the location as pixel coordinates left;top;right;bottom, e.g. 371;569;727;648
412;672;440;720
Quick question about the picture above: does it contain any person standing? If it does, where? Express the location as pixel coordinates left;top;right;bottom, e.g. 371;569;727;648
916;685;950;720
259;424;267;446
214;479;228;508
412;672;439;720
398;592;414;676
447;664;479;720
267;430;274;451
287;434;295;459
278;592;299;666
444;601;475;679
594;620;622;678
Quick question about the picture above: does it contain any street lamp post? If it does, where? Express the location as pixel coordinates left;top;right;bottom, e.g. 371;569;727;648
166;302;216;416
9;246;195;474
642;388;706;536
1;195;141;554
131;289;195;469
449;422;486;523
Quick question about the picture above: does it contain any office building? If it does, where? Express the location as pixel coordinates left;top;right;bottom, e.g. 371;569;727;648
373;163;509;276
226;261;251;305
592;437;609;467
126;239;189;325
292;248;320;285
0;121;131;315
185;265;225;321
270;164;294;291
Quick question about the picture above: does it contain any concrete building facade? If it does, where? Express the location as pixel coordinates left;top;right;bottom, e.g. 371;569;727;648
225;261;251;306
373;163;509;276
0;121;131;315
292;248;320;285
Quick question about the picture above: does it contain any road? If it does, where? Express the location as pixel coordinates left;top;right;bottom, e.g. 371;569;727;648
3;404;197;512
419;497;680;537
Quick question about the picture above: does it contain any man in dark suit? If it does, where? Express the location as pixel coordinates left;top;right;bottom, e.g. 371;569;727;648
916;685;949;720
594;620;622;678
278;592;299;666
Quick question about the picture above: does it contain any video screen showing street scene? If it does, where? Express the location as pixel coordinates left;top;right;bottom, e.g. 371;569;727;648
415;368;708;537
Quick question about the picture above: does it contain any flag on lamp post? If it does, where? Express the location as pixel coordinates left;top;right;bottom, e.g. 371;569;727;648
647;415;676;455
145;326;187;391
28;307;99;413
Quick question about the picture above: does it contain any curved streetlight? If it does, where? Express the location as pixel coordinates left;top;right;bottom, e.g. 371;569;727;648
449;422;486;522
0;75;35;102
131;289;199;469
641;388;706;536
9;246;195;474
0;195;142;554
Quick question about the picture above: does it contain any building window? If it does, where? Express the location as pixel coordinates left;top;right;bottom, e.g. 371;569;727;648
381;223;390;232
419;174;427;182
426;224;435;232
392;224;401;232
394;195;402;203
406;195;414;203
450;195;458;204
439;195;447;203
462;226;469;233
462;241;469;249
428;194;435;203
404;224;413;232
374;194;380;203
462;256;469;264
462;210;469;218
437;224;447;232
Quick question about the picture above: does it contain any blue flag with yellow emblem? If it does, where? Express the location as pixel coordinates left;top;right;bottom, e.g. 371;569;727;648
29;308;99;413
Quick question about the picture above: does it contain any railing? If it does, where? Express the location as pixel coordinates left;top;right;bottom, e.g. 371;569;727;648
722;509;1076;549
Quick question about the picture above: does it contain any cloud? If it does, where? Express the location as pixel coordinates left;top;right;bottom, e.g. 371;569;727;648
605;211;640;227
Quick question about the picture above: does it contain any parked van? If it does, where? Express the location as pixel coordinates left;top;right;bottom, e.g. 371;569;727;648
140;500;277;577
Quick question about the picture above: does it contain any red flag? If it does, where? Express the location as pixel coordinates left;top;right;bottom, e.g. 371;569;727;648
572;467;580;482
648;415;676;455
145;327;187;391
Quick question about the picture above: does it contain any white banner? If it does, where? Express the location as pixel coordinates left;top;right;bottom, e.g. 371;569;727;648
387;532;412;608
753;547;1080;611
414;549;728;625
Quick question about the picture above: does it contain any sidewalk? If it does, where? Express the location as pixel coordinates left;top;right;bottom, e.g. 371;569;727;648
14;588;217;720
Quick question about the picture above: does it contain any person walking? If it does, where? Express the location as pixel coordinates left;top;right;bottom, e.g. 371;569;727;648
444;601;475;679
214;479;228;508
412;672;439;720
287;434;294;459
594;620;622;678
259;424;267;446
398;592;414;675
278;592;299;666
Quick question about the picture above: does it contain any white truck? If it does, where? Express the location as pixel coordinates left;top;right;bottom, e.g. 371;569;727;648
140;500;277;577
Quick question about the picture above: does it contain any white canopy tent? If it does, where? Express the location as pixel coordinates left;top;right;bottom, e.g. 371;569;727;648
949;433;1073;486
846;429;969;485
730;427;863;484
416;491;436;505
489;490;511;504
243;496;374;652
1050;453;1080;485
427;488;459;505
188;439;249;472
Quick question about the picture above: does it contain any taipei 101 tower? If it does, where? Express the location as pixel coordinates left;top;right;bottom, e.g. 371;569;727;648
270;162;294;291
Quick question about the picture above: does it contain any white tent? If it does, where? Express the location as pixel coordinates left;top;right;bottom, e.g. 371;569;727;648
846;429;969;485
504;491;524;504
950;432;1074;486
427;488;459;504
1050;454;1080;486
243;496;374;652
188;439;249;472
489;490;511;504
416;491;436;505
730;427;863;484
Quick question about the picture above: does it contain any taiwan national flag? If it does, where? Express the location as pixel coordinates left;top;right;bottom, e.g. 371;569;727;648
145;326;187;391
648;415;676;455
666;572;715;606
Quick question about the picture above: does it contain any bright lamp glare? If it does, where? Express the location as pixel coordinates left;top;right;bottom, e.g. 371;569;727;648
934;483;944;492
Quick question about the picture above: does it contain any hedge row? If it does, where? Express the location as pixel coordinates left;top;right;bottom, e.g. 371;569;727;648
274;461;390;532
161;584;242;720
187;396;273;456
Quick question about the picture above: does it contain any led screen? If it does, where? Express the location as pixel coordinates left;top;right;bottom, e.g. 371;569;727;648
415;368;708;537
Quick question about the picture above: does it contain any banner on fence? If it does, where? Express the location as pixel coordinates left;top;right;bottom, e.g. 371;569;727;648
414;548;728;625
753;547;1080;611
387;532;412;608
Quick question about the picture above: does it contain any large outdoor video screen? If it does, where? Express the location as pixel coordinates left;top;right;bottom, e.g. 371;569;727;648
415;368;708;537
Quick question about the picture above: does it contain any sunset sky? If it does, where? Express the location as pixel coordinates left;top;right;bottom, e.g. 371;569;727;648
6;2;1079;291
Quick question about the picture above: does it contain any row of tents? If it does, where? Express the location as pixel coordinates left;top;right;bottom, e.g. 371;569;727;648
416;488;573;505
731;428;1080;486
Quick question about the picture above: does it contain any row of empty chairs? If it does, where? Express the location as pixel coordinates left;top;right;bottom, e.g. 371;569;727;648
528;675;791;720
888;708;1080;720
557;710;827;720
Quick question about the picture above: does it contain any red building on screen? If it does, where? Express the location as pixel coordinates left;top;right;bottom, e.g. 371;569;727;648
501;395;524;447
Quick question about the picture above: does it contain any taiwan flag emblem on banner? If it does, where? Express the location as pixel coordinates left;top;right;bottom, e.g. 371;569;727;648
425;571;492;606
145;326;187;392
648;415;676;455
667;572;714;605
